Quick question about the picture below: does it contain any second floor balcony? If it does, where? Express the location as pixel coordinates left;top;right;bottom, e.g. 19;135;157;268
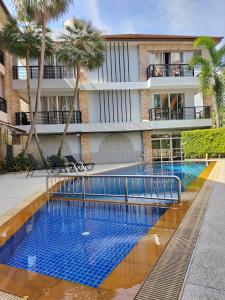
13;65;76;80
15;111;82;125
147;64;196;79
149;106;211;121
0;97;7;113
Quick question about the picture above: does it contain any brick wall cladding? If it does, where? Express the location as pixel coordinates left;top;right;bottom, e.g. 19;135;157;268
79;91;89;123
4;52;20;124
142;131;152;162
81;133;91;163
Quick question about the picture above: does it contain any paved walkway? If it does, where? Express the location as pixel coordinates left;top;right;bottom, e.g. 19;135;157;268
181;160;225;300
0;163;133;218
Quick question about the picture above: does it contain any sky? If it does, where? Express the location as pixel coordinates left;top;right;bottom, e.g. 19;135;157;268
3;0;225;42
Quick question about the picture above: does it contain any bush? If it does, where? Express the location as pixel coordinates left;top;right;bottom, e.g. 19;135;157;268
181;128;225;158
1;153;31;172
47;155;65;167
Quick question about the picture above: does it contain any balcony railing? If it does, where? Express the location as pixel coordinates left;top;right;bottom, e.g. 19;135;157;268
0;51;4;66
149;106;211;121
13;65;76;80
147;64;195;79
15;111;82;125
0;97;7;113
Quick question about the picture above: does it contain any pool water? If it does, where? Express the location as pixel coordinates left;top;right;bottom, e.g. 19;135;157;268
0;200;166;288
105;161;207;190
59;162;207;202
0;162;208;288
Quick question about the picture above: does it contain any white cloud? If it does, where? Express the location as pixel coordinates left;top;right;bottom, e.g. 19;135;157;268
83;0;110;33
156;0;225;39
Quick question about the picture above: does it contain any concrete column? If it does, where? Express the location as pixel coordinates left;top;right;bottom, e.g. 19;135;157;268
142;131;152;162
81;133;91;163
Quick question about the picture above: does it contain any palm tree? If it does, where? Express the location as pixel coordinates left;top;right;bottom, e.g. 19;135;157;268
13;0;72;161
56;18;105;157
0;16;53;155
189;37;225;128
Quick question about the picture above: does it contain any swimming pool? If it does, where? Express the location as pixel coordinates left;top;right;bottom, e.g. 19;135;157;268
57;161;207;203
0;161;209;289
0;200;166;288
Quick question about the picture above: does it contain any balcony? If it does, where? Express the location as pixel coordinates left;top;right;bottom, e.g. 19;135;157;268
13;65;76;80
15;111;82;125
0;97;7;113
147;64;195;79
149;106;211;121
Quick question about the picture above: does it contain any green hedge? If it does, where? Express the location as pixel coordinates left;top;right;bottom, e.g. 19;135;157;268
181;128;225;158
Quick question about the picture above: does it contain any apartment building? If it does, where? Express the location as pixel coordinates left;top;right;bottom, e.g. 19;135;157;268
0;0;21;160
13;33;222;163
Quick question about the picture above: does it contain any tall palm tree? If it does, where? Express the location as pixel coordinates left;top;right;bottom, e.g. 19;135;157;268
0;16;53;155
189;37;225;128
13;0;73;162
56;18;105;156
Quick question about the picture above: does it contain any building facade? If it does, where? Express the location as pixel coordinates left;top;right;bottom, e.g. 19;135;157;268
13;34;222;163
0;0;22;160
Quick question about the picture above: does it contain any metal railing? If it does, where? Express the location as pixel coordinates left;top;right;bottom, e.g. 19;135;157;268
0;50;4;65
15;111;82;125
0;97;7;113
46;174;181;203
13;65;76;79
149;106;211;121
147;63;195;79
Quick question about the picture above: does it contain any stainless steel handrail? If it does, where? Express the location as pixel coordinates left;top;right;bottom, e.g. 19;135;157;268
46;174;181;203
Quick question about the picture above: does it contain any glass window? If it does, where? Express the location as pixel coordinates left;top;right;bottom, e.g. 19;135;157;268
154;94;169;109
152;140;160;149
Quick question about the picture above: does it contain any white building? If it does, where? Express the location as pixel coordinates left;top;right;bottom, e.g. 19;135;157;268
13;34;223;163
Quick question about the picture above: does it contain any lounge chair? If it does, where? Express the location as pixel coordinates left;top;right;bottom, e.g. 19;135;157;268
26;154;78;177
64;155;95;172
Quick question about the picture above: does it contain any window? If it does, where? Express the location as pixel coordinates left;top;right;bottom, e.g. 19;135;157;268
153;93;184;109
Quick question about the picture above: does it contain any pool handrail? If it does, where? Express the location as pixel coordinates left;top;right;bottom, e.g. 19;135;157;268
46;174;182;203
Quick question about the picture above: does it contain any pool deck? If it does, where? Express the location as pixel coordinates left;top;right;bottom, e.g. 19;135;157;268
180;159;225;299
0;161;224;299
0;163;134;218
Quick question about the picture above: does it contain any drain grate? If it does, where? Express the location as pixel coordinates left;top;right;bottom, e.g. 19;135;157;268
135;173;214;300
0;291;25;300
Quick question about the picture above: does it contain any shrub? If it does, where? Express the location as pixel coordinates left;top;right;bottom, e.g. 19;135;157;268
181;128;225;158
1;153;31;172
47;155;65;167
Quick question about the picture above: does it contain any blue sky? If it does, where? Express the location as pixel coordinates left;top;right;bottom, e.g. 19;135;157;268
4;0;225;40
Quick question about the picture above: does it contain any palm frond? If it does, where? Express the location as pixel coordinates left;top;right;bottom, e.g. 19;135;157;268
56;18;106;71
13;0;73;21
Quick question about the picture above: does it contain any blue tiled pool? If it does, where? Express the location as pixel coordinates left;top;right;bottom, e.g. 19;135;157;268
105;161;207;190
0;200;166;288
0;162;208;288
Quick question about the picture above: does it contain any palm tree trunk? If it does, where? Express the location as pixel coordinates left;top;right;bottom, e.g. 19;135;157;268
26;13;48;167
215;106;220;128
23;50;33;154
23;51;44;155
57;65;80;157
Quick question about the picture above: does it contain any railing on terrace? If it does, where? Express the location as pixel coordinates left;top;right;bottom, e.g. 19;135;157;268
0;50;4;66
149;106;211;121
46;174;181;203
15;111;82;125
12;65;76;80
146;64;196;79
0;97;7;113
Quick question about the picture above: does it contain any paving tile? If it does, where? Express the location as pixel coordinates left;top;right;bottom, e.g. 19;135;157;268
182;282;225;300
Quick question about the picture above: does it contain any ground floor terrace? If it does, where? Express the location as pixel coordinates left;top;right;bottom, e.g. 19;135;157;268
0;160;224;299
28;129;195;164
